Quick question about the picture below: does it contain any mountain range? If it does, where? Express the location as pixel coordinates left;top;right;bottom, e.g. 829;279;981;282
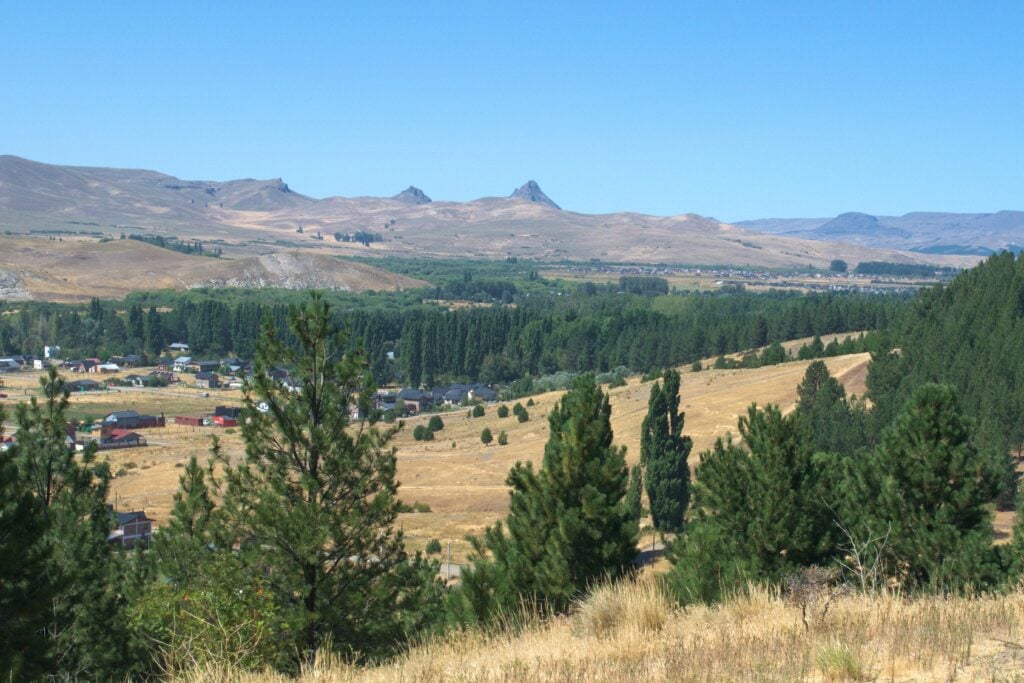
0;155;979;269
736;212;1024;256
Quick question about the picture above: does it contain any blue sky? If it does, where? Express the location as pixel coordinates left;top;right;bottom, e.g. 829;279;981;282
2;2;1022;220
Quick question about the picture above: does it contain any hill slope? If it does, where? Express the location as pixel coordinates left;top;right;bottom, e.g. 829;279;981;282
0;156;975;269
0;236;427;301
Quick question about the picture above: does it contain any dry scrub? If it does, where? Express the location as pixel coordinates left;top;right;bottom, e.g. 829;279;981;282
174;580;1024;682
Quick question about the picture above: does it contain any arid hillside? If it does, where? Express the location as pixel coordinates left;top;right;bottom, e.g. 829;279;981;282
0;236;427;301
181;580;1024;682
0;156;978;269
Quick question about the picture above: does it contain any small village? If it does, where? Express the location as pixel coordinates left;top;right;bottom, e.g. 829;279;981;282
1;342;504;553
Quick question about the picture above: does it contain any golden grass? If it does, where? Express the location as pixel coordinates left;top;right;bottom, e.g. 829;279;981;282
172;580;1024;682
0;346;876;548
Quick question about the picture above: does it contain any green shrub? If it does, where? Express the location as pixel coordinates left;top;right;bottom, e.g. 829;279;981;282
512;402;524;416
517;409;530;423
527;397;535;407
425;539;442;554
481;427;493;445
472;404;485;418
412;424;434;441
497;405;510;418
498;431;508;446
428;415;445;432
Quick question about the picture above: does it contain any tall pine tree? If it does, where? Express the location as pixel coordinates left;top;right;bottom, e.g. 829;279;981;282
221;293;441;663
842;383;1002;589
0;405;57;681
666;404;835;603
452;375;638;622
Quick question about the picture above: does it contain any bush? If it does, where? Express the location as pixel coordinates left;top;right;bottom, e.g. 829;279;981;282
427;415;445;432
472;404;485;418
512;402;524;416
412;424;434;441
481;427;493;445
527;398;535;407
517;409;530;423
497;405;510;418
691;359;702;372
498;431;508;446
425;539;442;554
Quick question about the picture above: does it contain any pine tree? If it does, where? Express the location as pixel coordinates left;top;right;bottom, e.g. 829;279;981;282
0;406;56;681
222;293;442;663
153;452;219;585
641;369;692;533
13;368;138;679
843;384;1002;589
452;375;638;622
795;360;871;456
665;403;835;603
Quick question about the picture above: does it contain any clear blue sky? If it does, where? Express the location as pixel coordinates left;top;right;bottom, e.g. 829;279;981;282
2;2;1022;220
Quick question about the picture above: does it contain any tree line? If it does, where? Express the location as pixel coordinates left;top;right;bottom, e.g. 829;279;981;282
1;288;903;388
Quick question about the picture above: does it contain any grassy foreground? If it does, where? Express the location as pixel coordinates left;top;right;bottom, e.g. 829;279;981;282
174;579;1024;682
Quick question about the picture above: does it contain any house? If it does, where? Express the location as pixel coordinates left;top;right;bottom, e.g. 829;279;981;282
96;427;147;449
107;510;154;549
189;360;220;374
375;392;399;412
174;415;204;427
214;406;242;419
66;379;102;392
71;359;97;373
397;387;432;414
443;384;469;405
168;342;190;353
222;358;249;374
44;345;62;359
212;415;238;428
469;385;499;403
155;356;175;369
0;359;20;373
172;356;193;372
90;363;121;374
102;410;165;429
195;371;220;389
109;354;143;368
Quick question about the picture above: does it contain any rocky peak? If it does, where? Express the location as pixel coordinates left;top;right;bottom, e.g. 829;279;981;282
391;186;432;204
510;180;560;209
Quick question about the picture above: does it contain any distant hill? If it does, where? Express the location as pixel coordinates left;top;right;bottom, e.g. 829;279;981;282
736;211;1024;255
0;236;427;302
0;156;977;269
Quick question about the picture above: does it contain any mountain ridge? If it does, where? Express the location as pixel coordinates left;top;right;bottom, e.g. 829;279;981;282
0;155;977;269
736;210;1024;255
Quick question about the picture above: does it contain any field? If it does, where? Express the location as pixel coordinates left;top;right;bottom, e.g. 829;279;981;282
176;580;1024;681
0;235;427;302
1;335;877;565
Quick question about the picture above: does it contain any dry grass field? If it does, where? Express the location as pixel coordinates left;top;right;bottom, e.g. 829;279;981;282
0;235;427;301
0;335;875;564
175;579;1024;682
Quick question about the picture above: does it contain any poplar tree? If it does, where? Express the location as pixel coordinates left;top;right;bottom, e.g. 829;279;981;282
641;369;692;533
221;293;441;663
452;375;638;622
